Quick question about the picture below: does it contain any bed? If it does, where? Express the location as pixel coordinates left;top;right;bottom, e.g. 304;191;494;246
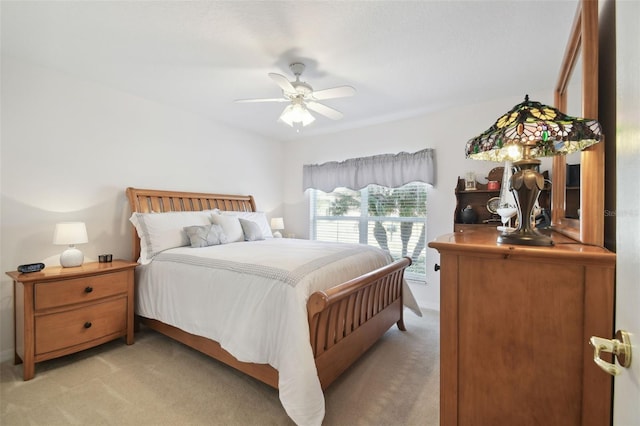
126;187;417;425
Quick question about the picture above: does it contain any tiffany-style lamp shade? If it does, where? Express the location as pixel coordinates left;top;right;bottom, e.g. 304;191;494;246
465;95;602;246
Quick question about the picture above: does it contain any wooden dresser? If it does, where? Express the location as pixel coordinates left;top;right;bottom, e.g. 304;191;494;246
6;260;137;380
429;228;615;426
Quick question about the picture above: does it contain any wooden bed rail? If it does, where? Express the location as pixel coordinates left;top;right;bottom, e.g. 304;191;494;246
307;257;412;388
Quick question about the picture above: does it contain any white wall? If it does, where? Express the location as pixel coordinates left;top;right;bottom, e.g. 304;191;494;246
0;57;284;361
281;91;554;311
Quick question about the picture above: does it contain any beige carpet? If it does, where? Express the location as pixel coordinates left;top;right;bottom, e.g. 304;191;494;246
0;309;439;426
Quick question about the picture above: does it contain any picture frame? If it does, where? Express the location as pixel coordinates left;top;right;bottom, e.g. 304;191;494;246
464;172;477;190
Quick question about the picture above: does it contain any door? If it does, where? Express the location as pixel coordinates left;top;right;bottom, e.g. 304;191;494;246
612;1;639;423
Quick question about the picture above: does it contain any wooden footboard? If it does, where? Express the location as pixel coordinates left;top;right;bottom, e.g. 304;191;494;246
308;256;411;389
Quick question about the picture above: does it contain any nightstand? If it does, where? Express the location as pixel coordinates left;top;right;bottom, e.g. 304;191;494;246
6;260;137;380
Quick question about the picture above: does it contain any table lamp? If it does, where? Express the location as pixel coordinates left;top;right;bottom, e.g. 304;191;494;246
271;217;284;238
53;222;88;267
465;95;602;246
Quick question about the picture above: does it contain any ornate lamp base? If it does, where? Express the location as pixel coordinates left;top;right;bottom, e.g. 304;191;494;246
498;159;553;247
497;228;553;246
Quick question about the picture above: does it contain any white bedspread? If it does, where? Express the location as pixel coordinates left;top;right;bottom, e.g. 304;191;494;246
135;238;419;425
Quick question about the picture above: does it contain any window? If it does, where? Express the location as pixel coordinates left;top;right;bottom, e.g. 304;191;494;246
311;182;428;280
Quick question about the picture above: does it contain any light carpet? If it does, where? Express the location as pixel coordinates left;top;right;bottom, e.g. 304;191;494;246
0;309;439;425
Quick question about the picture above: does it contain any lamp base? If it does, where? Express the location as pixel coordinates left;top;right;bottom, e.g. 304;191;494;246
498;159;554;247
497;229;553;246
60;247;84;267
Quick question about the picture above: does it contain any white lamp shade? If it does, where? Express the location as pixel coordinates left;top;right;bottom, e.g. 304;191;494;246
271;217;284;238
53;222;88;245
53;222;88;267
270;217;284;230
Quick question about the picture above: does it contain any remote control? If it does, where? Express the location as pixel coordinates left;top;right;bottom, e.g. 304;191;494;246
17;263;45;273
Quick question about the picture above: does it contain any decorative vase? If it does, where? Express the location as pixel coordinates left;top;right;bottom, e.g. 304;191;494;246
461;205;477;224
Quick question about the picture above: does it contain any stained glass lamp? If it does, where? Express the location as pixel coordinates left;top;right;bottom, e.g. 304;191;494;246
465;95;602;246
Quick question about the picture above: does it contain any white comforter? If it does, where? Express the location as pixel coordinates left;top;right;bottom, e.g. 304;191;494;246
135;238;419;425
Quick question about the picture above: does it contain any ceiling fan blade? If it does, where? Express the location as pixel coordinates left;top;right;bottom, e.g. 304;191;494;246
306;101;344;120
268;73;296;94
311;85;356;100
234;98;289;103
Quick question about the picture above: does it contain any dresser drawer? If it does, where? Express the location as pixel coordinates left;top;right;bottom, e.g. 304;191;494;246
35;297;127;355
35;270;129;310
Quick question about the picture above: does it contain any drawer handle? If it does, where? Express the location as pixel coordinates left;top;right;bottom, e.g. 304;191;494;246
84;322;92;329
84;286;93;293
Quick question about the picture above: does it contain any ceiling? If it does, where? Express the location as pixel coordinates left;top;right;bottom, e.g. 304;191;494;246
2;0;579;141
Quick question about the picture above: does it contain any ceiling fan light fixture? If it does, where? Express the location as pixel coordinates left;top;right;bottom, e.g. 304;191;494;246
301;109;315;126
278;105;295;127
279;102;315;127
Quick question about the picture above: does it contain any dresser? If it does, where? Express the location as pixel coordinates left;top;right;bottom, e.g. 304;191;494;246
429;229;615;426
6;260;137;380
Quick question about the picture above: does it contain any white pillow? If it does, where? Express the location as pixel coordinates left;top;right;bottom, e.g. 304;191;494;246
129;211;213;264
210;214;244;242
220;211;273;238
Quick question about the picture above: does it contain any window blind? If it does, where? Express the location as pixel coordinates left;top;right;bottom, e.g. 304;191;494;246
311;183;428;280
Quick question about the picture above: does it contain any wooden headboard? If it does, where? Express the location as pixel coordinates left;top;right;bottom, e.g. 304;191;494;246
125;187;256;261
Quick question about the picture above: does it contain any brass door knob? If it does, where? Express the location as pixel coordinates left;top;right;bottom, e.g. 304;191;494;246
589;330;632;376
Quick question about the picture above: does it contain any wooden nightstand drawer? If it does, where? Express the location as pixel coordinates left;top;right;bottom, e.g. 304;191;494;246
35;270;129;310
35;297;127;355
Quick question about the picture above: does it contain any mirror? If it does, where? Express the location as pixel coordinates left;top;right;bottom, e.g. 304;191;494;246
552;0;604;246
565;52;582;219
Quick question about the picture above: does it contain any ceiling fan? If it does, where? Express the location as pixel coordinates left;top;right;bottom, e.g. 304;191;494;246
235;62;356;128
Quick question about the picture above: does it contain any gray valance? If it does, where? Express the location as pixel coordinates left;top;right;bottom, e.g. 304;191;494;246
303;148;435;192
